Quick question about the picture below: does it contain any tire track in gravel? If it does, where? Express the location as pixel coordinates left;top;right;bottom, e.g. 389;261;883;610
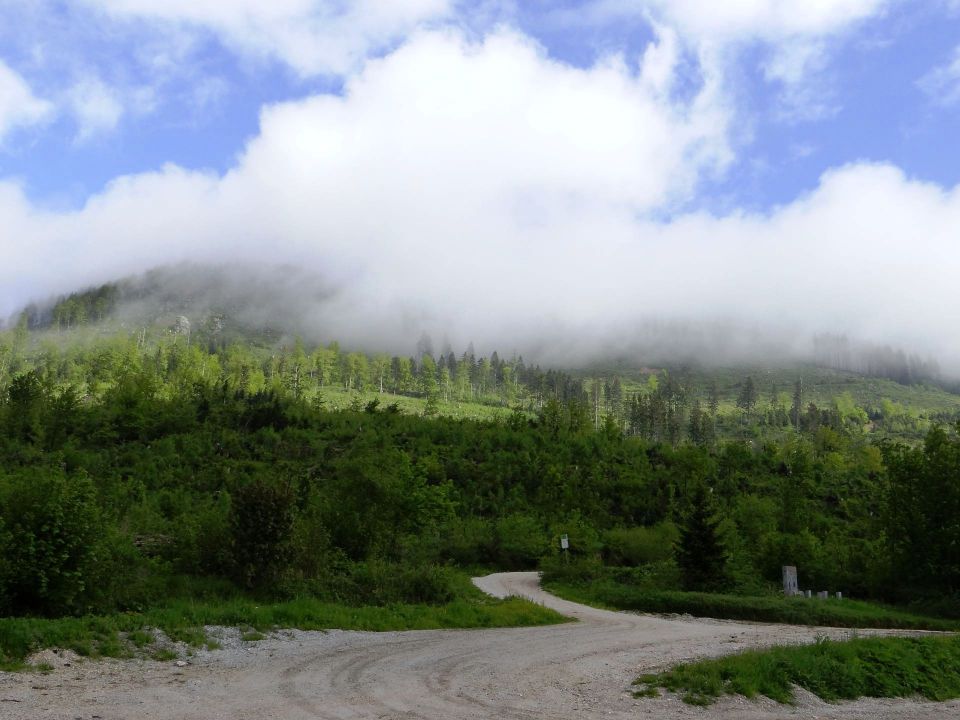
253;572;960;720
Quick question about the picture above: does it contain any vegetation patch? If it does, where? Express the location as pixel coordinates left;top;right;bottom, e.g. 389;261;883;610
0;588;566;670
634;635;960;706
544;579;960;631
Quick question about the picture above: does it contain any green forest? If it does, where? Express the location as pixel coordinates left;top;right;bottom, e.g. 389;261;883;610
1;312;959;664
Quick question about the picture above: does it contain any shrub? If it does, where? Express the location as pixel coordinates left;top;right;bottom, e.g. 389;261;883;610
230;479;295;589
603;522;678;566
608;560;682;591
0;468;101;615
301;560;457;605
441;517;495;566
352;561;456;604
495;514;550;569
82;528;170;613
540;554;606;585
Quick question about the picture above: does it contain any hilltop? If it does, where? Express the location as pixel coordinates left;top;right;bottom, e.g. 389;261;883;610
3;268;959;444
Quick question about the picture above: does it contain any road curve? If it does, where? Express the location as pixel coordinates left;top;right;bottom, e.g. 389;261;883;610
2;571;957;719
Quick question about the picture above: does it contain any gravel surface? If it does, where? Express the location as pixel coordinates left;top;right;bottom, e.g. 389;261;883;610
1;571;957;719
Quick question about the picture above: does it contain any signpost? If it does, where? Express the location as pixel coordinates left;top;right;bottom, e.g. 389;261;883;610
560;534;569;563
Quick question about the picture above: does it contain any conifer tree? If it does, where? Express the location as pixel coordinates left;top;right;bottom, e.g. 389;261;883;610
707;380;719;415
677;485;728;591
688;398;705;445
791;378;803;432
736;375;757;413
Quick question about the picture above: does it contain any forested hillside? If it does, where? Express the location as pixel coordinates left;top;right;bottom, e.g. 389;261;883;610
1;314;959;627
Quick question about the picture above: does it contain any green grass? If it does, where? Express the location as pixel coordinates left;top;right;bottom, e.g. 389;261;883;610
315;386;514;422
127;629;153;648
544;580;960;631
634;635;960;706
0;582;567;670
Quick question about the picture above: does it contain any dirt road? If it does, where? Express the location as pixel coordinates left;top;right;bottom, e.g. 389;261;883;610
2;572;957;719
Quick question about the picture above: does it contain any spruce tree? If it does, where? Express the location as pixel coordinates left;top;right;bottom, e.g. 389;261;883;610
688;398;704;444
791;378;803;432
707;380;719;415
736;375;757;413
677;485;728;591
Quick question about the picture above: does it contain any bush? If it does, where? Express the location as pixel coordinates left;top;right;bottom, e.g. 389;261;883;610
608;560;682;591
495;514;550;569
349;561;456;604
440;517;495;566
540;554;606;585
603;522;678;566
0;468;101;615
82;528;171;613
230;479;295;589
300;560;457;605
0;518;12;613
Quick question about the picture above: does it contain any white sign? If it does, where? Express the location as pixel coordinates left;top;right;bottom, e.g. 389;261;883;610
560;534;569;550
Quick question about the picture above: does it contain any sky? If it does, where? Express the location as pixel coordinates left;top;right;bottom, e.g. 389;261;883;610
1;1;960;366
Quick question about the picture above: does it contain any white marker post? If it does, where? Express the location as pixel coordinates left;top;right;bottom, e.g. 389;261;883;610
560;534;569;563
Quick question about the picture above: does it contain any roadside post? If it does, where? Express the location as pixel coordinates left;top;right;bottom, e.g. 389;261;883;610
560;533;569;563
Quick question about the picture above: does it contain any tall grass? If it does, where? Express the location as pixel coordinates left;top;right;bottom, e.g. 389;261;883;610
635;635;960;706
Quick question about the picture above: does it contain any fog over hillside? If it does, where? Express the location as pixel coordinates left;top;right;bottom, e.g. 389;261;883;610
9;262;946;388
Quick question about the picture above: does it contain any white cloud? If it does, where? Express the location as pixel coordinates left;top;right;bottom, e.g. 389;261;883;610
67;76;125;141
918;46;960;106
2;27;960;370
579;0;891;121
639;23;679;96
0;60;53;143
650;0;892;116
641;0;889;45
81;0;452;76
761;40;841;122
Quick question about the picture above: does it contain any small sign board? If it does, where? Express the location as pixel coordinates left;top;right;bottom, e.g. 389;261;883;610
560;534;569;550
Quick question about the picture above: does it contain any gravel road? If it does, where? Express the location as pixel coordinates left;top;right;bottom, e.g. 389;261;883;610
2;571;957;719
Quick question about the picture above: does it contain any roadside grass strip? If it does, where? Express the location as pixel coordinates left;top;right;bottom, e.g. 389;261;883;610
545;581;960;631
634;635;960;706
0;595;566;670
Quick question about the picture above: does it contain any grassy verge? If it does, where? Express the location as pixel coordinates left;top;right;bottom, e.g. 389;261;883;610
544;580;960;631
634;635;960;706
0;578;566;671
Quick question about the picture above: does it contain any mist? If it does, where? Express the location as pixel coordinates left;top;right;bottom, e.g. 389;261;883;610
3;29;960;375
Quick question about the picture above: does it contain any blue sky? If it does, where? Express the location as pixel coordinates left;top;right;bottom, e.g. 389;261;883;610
2;1;960;366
